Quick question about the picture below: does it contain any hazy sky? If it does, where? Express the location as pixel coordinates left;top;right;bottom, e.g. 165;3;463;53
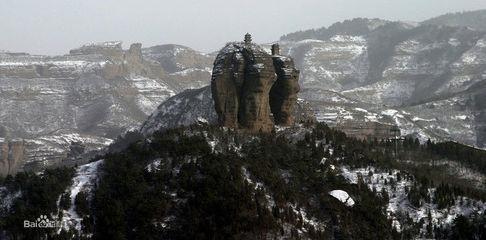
1;0;486;55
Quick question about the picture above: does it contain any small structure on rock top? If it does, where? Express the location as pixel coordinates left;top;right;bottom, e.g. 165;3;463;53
211;34;300;133
271;44;280;55
244;33;252;45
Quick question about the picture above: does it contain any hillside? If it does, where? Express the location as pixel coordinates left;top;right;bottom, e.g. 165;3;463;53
278;18;486;148
1;122;486;239
422;10;486;31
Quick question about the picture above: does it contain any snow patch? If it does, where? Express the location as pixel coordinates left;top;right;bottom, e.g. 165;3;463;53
329;190;355;207
59;160;103;233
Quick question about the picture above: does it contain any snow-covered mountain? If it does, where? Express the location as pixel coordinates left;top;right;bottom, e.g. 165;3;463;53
278;17;486;147
0;42;213;175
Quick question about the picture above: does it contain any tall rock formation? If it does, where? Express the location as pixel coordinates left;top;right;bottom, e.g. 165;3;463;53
211;35;300;132
270;45;301;125
0;139;25;177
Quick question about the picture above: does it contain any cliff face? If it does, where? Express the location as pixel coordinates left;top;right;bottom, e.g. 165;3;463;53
0;139;25;177
211;41;300;132
0;41;213;174
270;55;301;125
277;18;486;147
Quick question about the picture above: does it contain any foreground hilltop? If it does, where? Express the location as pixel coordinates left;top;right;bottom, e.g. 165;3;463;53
2;121;486;239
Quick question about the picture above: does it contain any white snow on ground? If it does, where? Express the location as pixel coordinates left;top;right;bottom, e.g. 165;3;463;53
0;60;105;68
340;165;486;233
58;160;103;233
330;35;366;43
200;131;219;153
131;76;174;95
295;39;325;44
38;133;113;147
354;108;369;113
412;117;436;122
78;41;122;48
329;190;355;207
0;187;21;211
432;160;486;190
131;76;176;115
169;67;212;76
146;158;162;173
381;109;400;117
451;115;468;120
241;167;264;190
196;117;208;124
242;166;326;234
288;203;326;233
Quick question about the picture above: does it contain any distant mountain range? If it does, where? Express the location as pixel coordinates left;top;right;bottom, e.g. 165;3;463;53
277;10;486;147
0;41;213;175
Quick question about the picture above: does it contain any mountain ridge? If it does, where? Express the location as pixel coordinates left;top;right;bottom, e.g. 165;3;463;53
422;9;486;31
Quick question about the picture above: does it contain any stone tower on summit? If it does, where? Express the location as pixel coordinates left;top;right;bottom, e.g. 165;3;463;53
211;34;300;133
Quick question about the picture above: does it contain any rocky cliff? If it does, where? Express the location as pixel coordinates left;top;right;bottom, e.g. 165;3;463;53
0;41;213;175
0;139;25;176
211;38;300;133
278;16;486;147
270;51;301;125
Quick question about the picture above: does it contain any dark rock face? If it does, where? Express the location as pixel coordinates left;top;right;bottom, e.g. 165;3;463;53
211;41;299;132
270;56;301;125
0;139;25;177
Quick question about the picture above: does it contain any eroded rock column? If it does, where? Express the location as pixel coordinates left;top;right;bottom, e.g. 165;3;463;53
211;37;300;133
270;55;300;126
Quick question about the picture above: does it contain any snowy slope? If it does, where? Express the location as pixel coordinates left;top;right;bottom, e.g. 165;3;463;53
278;19;486;147
58;160;103;233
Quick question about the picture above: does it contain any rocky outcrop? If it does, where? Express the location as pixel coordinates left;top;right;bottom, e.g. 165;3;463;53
211;37;300;133
270;54;301;125
140;86;315;136
69;41;125;58
102;42;155;79
0;139;25;177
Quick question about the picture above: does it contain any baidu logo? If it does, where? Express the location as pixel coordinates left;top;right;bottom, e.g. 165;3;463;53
24;215;63;228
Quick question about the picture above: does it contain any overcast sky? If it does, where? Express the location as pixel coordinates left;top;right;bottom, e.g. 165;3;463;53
1;0;486;55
